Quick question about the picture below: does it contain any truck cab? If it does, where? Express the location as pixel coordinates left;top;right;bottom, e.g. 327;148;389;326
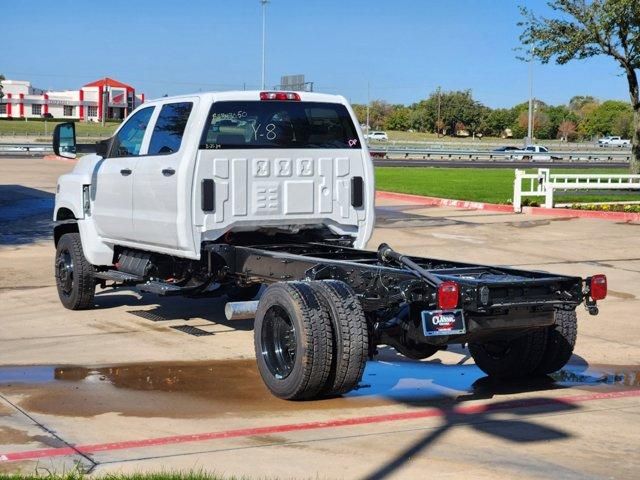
54;91;374;267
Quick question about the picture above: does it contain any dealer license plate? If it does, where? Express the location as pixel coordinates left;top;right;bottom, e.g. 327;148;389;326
421;309;466;336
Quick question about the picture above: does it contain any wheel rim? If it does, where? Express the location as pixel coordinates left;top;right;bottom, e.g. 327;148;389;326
56;248;74;296
261;305;297;379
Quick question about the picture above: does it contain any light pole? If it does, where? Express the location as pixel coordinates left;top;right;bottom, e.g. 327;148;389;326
526;52;534;145
260;0;269;90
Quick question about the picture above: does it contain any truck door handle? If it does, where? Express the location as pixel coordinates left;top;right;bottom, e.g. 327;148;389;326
120;168;132;176
162;168;175;176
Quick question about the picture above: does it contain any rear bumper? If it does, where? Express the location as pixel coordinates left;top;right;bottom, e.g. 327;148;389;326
417;307;557;345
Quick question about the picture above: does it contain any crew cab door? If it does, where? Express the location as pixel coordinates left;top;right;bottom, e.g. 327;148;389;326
131;100;196;249
92;106;155;242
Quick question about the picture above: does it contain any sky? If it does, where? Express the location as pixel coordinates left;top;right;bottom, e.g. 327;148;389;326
2;0;631;108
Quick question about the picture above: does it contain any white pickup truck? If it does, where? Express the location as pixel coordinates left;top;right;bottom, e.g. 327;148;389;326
597;136;631;147
52;90;606;400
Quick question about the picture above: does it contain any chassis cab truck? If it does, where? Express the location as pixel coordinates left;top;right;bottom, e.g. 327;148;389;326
52;91;607;400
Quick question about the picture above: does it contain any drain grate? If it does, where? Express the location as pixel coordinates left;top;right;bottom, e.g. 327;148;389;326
170;325;214;336
128;310;175;322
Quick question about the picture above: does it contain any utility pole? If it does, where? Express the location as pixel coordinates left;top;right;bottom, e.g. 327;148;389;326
260;0;269;90
526;54;534;145
437;86;441;137
366;81;370;135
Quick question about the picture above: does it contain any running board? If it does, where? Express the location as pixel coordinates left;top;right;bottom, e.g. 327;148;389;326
95;270;143;284
137;281;184;296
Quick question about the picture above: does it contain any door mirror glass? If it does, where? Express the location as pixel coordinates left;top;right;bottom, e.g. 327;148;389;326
53;122;77;159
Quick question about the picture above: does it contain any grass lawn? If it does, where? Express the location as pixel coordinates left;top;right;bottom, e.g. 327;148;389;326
0;119;118;138
375;167;640;205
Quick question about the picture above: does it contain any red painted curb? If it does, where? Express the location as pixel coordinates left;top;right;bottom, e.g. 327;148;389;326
376;191;640;222
523;205;640;222
1;389;638;463
376;191;513;213
43;154;77;163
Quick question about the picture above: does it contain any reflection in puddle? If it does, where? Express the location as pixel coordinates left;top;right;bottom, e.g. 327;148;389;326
349;361;640;402
0;359;637;418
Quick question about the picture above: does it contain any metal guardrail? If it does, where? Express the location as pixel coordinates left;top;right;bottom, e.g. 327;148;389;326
368;146;631;162
0;141;633;164
513;168;640;211
0;143;53;155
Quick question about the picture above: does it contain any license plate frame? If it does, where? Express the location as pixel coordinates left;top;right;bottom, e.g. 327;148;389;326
421;309;466;336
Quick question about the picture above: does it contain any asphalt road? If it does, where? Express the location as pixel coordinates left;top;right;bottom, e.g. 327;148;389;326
375;158;629;168
1;157;639;479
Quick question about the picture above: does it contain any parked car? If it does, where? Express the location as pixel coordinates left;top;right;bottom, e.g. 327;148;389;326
598;136;630;147
366;131;388;141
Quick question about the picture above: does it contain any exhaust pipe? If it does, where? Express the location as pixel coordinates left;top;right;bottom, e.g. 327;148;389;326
225;301;259;321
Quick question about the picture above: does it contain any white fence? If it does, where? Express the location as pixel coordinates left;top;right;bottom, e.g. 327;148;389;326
513;168;640;212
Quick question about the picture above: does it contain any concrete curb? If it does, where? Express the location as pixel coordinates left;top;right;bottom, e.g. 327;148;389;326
376;190;640;222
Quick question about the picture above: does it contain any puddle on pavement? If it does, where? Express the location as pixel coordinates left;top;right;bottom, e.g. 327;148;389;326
0;359;637;419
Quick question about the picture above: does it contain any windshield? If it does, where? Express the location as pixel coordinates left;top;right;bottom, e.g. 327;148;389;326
200;101;361;150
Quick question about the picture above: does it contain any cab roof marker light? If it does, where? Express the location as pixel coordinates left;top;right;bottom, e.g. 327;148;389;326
260;91;301;101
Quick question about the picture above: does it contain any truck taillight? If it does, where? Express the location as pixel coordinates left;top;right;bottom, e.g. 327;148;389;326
590;274;607;300
260;91;301;101
437;281;459;310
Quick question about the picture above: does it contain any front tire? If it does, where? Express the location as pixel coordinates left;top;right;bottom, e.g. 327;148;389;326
534;310;577;375
254;282;333;400
469;329;547;380
55;232;96;310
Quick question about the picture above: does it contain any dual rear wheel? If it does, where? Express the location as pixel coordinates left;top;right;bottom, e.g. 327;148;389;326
253;280;369;400
469;309;578;379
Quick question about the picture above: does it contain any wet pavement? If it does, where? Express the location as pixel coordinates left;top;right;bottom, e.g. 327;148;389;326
0;358;638;420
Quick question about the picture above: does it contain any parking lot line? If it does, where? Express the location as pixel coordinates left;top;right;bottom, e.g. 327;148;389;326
1;388;638;464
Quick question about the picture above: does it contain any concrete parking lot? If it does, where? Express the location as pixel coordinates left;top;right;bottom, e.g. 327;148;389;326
1;157;639;479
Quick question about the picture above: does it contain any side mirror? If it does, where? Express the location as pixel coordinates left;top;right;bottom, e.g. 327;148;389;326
53;122;77;159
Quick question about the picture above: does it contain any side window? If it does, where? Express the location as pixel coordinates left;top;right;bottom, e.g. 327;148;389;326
109;107;154;158
148;102;193;155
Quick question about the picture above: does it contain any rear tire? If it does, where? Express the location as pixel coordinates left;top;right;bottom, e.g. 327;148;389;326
534;310;577;375
308;280;369;396
254;282;333;400
55;232;95;310
469;329;547;380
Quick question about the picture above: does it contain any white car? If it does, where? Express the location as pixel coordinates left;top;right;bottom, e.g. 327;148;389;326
367;131;388;141
511;145;552;161
598;136;630;147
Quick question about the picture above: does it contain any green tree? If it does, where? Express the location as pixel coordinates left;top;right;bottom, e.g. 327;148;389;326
385;106;411;131
481;108;517;137
519;0;640;171
582;100;633;137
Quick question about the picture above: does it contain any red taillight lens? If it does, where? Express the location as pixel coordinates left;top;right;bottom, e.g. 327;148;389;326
437;281;459;310
590;274;607;300
259;91;301;101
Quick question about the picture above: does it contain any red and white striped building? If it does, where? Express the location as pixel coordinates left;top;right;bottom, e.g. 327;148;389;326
0;77;145;121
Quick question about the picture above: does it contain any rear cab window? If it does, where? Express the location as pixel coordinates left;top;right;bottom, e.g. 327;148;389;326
199;101;361;150
148;102;194;155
